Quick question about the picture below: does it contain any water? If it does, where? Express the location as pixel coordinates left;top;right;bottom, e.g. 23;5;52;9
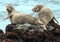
0;0;60;32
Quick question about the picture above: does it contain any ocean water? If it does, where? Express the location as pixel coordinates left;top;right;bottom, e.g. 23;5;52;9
0;0;60;32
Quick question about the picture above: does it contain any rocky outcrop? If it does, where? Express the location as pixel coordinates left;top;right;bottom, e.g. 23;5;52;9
0;22;60;42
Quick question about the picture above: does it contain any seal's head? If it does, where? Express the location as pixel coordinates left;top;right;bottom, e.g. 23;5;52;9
6;4;14;13
32;5;43;12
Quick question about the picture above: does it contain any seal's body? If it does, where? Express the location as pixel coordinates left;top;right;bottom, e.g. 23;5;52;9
4;4;47;30
32;5;58;26
9;12;38;25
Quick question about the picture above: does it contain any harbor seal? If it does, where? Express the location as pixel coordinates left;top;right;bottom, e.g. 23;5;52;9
4;4;47;30
32;5;58;30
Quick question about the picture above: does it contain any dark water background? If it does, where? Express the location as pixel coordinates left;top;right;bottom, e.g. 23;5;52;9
0;0;60;32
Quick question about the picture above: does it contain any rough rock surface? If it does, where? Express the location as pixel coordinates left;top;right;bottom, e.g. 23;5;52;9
0;21;60;42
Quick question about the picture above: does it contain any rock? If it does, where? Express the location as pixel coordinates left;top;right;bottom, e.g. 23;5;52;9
14;23;44;32
6;24;16;32
1;22;60;42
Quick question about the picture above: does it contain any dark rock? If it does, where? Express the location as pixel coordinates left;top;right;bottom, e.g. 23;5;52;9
0;29;4;42
6;24;16;32
3;32;24;42
2;39;19;42
1;21;60;42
